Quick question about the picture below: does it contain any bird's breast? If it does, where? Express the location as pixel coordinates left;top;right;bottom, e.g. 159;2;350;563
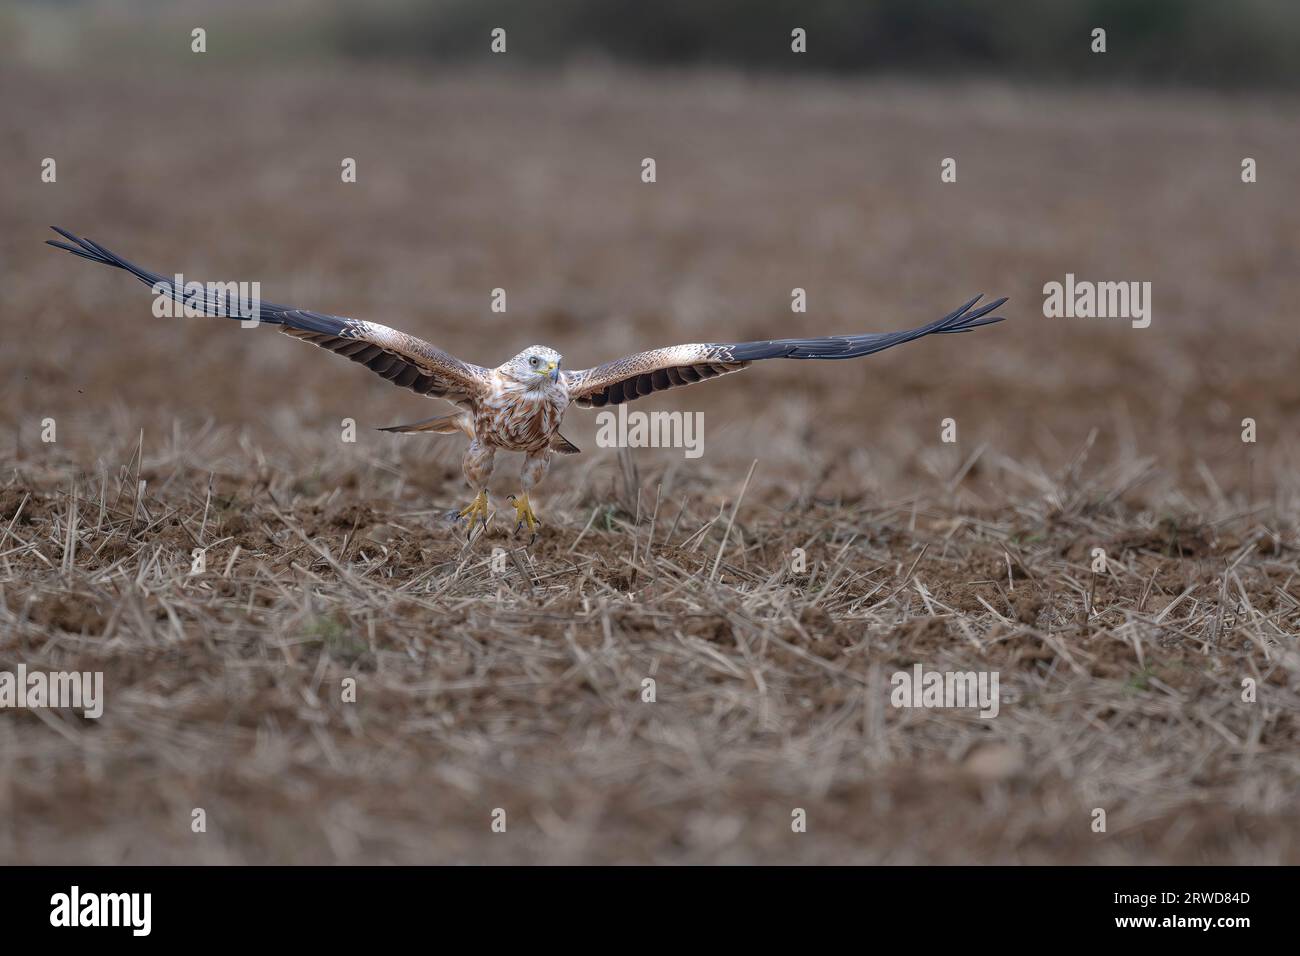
476;387;567;451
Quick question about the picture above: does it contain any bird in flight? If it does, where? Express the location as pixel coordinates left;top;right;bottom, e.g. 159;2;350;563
47;227;1007;540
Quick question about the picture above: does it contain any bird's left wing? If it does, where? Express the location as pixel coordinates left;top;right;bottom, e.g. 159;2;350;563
46;227;491;403
564;293;1008;408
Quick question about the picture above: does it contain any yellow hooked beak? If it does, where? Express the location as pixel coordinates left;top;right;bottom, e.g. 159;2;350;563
543;360;559;382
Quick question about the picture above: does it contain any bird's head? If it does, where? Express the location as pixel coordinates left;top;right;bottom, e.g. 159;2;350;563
501;346;563;387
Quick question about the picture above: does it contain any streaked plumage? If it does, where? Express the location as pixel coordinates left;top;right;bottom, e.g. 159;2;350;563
46;227;1008;540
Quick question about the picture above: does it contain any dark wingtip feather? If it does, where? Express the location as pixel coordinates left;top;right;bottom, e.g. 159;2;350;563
941;294;1009;332
44;226;286;322
51;226;91;251
47;227;123;269
45;240;102;263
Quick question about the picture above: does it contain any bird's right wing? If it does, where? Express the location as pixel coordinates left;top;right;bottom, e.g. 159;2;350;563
564;294;1008;408
46;227;491;403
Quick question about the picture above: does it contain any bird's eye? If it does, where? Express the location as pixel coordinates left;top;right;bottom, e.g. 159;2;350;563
529;357;538;367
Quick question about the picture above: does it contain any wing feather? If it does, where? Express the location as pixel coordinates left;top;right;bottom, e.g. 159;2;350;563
564;294;1008;408
45;227;490;403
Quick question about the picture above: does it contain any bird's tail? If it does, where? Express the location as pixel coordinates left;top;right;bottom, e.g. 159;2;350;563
378;415;581;454
549;433;581;455
378;412;474;437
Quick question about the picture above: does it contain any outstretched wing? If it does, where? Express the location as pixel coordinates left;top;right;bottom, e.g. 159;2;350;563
46;227;491;403
564;294;1008;408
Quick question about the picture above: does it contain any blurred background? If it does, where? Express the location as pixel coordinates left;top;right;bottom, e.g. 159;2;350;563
6;0;1300;85
2;0;1298;503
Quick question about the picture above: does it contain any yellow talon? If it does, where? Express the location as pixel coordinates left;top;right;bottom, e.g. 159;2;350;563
508;493;540;539
457;489;490;539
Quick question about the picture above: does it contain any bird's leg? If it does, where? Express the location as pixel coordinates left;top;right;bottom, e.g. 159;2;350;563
456;489;491;539
507;493;540;538
455;440;496;541
509;449;552;544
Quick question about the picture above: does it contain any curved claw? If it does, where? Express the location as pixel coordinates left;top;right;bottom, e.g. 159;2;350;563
456;490;491;540
507;492;541;540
